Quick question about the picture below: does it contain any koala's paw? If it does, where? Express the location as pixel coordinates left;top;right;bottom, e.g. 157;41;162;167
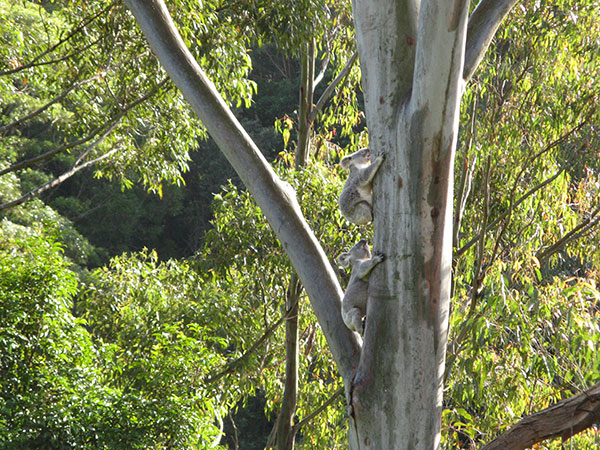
373;251;385;263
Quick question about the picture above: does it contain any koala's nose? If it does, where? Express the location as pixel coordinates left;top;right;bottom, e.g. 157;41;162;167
358;239;367;245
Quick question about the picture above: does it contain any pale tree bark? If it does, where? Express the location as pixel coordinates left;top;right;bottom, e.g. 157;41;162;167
350;0;468;446
350;0;523;448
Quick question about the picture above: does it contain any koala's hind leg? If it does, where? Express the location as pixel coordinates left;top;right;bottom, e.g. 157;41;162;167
347;201;373;225
343;307;365;334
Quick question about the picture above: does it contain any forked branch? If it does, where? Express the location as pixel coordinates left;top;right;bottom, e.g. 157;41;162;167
124;0;361;383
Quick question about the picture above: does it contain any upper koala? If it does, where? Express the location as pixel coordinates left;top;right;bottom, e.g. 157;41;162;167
338;148;385;225
337;239;384;334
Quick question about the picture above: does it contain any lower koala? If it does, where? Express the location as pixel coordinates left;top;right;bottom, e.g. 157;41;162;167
337;239;385;334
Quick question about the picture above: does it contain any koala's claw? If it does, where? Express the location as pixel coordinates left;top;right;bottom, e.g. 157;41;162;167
374;251;386;262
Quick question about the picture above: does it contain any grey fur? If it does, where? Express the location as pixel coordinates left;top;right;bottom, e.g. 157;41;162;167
338;148;385;225
338;239;384;334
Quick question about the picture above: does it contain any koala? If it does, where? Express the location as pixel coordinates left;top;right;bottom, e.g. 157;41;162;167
337;239;385;334
338;148;385;225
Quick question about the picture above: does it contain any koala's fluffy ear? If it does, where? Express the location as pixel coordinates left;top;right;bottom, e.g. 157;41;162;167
337;252;351;267
340;155;352;169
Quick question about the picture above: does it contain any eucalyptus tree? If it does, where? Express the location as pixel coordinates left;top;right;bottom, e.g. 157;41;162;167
124;0;600;448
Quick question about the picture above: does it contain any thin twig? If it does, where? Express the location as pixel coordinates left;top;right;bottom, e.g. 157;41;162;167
292;386;344;433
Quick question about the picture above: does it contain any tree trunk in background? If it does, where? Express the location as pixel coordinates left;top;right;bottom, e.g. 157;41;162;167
274;274;301;450
274;39;316;446
296;39;315;168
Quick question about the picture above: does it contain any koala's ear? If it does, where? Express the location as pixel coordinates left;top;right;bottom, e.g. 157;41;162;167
337;252;351;267
340;155;352;169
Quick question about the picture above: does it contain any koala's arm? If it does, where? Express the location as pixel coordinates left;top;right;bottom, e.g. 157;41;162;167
357;154;385;186
354;252;385;280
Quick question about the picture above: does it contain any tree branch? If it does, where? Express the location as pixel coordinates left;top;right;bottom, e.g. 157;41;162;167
537;206;600;262
455;168;565;258
308;51;357;124
480;382;600;450
0;148;118;212
463;0;520;83
312;50;330;88
292;386;344;433
124;0;361;383
0;74;99;134
456;114;591;257
204;306;290;385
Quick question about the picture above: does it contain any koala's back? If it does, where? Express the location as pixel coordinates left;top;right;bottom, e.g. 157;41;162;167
341;277;368;314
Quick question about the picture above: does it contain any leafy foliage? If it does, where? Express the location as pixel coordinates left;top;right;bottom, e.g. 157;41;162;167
199;156;367;448
445;1;600;448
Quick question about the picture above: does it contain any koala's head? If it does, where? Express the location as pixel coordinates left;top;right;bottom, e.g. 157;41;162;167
337;239;371;266
340;148;371;170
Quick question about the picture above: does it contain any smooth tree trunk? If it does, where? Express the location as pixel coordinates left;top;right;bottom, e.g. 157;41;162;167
349;0;469;447
123;0;362;390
